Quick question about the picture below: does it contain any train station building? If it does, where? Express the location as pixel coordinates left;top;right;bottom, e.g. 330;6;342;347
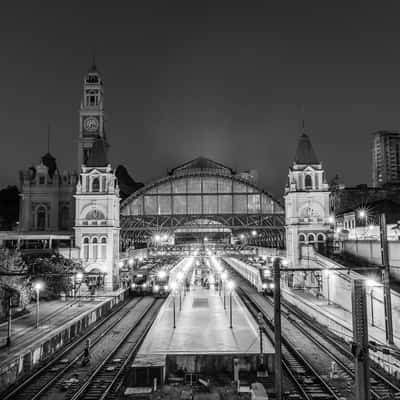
11;63;331;290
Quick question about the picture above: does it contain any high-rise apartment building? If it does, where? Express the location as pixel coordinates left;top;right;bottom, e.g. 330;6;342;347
372;131;400;187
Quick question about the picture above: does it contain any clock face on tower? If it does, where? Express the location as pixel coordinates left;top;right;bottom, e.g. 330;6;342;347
84;117;99;132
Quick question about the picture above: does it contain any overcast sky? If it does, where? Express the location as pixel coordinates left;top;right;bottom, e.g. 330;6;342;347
1;1;400;198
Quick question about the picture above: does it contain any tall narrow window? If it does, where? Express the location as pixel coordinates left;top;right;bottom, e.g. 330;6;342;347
92;177;100;192
83;237;89;261
92;238;98;261
36;206;46;231
305;175;312;189
101;237;107;260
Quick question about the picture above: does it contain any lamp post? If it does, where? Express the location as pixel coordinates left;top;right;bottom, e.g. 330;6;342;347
171;282;177;329
34;282;43;329
76;272;84;307
227;280;235;329
177;272;183;312
221;271;228;310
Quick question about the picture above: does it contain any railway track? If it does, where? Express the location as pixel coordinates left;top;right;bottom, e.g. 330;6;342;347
69;298;163;400
237;286;342;400
2;296;150;400
223;256;400;399
280;296;400;400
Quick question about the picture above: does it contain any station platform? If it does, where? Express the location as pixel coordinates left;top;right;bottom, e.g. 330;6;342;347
283;287;400;347
130;285;274;385
0;289;127;389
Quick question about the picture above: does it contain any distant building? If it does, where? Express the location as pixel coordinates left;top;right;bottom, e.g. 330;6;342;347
19;153;77;232
329;183;400;216
372;130;400;187
335;199;400;241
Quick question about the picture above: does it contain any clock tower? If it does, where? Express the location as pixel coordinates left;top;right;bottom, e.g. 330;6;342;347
78;63;108;170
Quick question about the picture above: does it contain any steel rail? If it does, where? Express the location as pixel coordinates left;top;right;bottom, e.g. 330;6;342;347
70;298;163;400
2;296;141;400
237;286;342;400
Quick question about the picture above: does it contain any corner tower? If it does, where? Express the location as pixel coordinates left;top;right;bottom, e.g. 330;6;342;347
78;63;108;169
74;138;120;290
284;132;331;268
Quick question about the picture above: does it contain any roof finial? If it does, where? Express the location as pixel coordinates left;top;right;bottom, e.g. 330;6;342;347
301;104;305;133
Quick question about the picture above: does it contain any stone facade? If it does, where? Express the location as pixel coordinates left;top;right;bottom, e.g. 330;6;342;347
284;133;332;268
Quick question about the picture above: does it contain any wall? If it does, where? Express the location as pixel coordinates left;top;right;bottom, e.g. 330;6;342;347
342;240;400;280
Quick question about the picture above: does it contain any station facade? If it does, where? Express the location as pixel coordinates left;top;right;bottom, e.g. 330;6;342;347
15;64;332;289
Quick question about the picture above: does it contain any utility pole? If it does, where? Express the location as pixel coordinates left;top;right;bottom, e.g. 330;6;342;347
379;213;394;345
351;279;370;400
273;257;282;400
7;295;12;347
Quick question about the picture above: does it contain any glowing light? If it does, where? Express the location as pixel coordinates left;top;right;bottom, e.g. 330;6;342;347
118;261;124;268
162;234;168;241
328;216;335;224
336;227;342;234
358;209;367;219
269;283;275;289
240;234;245;240
34;281;43;291
154;285;159;291
170;281;177;291
221;271;228;281
164;285;169;290
262;283;267;289
154;234;161;242
251;230;257;237
142;283;147;288
281;258;288;267
76;272;84;281
158;270;167;279
366;279;377;287
227;280;235;291
131;283;136;288
368;224;374;230
204;237;208;242
128;258;134;266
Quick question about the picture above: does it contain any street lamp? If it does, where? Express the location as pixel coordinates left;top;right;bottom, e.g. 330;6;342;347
227;280;235;329
34;281;44;329
170;281;177;329
176;272;184;311
221;271;228;309
76;272;84;306
251;230;257;237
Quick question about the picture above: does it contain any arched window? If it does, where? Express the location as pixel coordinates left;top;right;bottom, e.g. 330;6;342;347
92;237;98;261
308;233;315;243
101;237;107;260
299;234;306;242
59;206;69;230
83;237;89;261
92;177;100;192
305;175;312;189
36;206;47;231
317;233;325;242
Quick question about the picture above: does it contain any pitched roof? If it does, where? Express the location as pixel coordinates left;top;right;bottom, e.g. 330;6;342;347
86;137;108;167
294;133;319;165
169;157;235;175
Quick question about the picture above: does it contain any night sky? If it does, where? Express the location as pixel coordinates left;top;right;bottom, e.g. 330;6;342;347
1;1;400;198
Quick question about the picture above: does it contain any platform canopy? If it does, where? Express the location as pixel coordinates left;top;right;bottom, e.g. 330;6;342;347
120;157;285;247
